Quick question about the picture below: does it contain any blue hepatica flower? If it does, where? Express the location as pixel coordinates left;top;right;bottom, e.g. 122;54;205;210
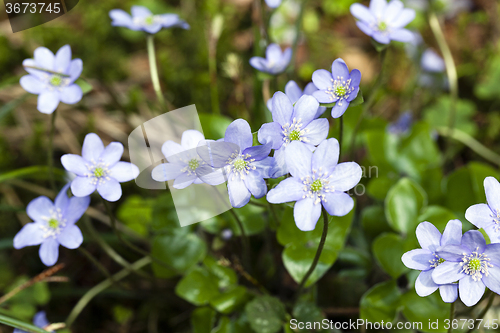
198;119;275;208
312;58;361;118
421;49;446;73
350;0;416;44
387;111;412;135
109;6;189;34
267;139;362;231
402;220;462;303
13;184;89;267
258;92;329;178
466;177;500;244
61;133;140;202
265;0;282;8
250;43;292;75
432;229;500;306
14;311;54;333
151;130;208;189
267;80;327;118
20;45;83;114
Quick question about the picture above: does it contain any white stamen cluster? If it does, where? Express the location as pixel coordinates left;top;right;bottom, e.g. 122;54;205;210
326;76;354;105
281;118;309;146
42;73;70;92
459;247;493;281
300;167;334;205
133;15;165;27
84;160;112;186
226;152;255;181
39;208;66;239
429;254;445;268
491;209;500;232
179;157;204;176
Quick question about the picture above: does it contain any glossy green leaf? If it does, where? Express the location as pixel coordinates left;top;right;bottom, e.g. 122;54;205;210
75;78;93;95
424;96;477;136
210;286;249;314
175;267;220;306
385;178;428;234
117;195;154;236
203;256;237;289
361;205;392;239
151;230;206;277
245;296;286;333
191;306;216;333
417;206;458;232
401;291;450;333
373;233;415;278
199;114;233;140
360;280;401;323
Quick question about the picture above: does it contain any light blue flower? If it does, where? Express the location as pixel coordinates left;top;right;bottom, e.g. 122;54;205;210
13;184;89;266
350;0;415;44
402;220;462;303
387;111;412;135
109;6;189;34
151;130;207;189
267;139;362;231
312;58;361;118
258;92;329;177
20;45;83;114
267;80;327;118
61;133;140;202
433;230;500;306
197;119;275;208
14;311;54;333
466;177;500;243
421;49;445;73
250;43;292;75
265;0;282;8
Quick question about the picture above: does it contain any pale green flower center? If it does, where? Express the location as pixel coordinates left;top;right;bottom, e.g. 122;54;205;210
310;179;323;192
335;85;347;97
48;218;59;229
289;130;301;141
468;258;481;271
50;75;63;86
94;167;105;178
188;158;199;171
378;22;388;31
233;158;247;171
145;16;154;25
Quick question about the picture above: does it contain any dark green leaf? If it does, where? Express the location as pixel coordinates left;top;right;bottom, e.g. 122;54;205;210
360;280;401;323
191;306;216;333
175;267;220;306
245;296;286;333
373;233;415;278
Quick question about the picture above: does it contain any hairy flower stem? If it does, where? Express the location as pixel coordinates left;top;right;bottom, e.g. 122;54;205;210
348;48;387;160
47;109;57;191
66;256;152;327
429;11;458;158
102;198;175;272
146;35;165;108
466;292;496;333
339;116;344;160
229;208;251;270
294;207;329;301
448;302;455;333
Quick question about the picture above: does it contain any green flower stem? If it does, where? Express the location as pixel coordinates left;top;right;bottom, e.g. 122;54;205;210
339;116;344;160
291;0;308;69
294;206;329;301
229;208;251;269
102;198;175;272
466;292;496;333
208;25;221;115
47;109;57;191
429;11;459;151
65;256;152;327
448;301;455;333
436;127;500;167
348;48;388;160
78;247;114;281
83;217;152;280
0;166;65;183
146;34;165;107
0;313;49;333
